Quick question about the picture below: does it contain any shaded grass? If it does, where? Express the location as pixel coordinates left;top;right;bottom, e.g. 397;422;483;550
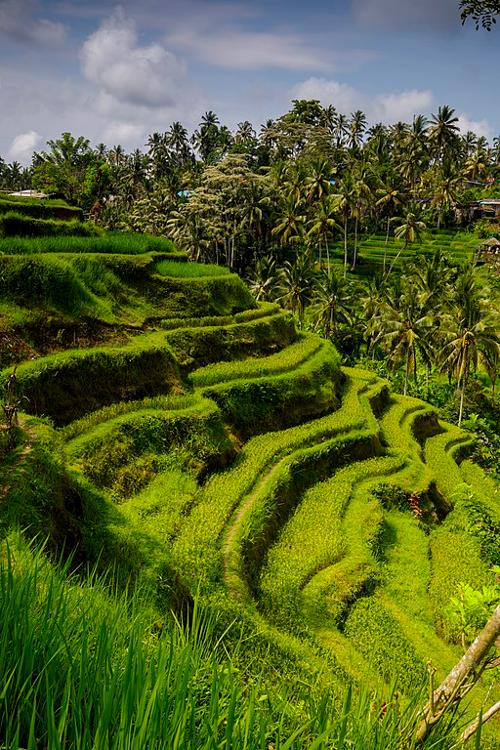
0;212;98;238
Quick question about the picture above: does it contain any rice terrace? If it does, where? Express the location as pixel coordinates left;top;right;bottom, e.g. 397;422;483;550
0;1;499;748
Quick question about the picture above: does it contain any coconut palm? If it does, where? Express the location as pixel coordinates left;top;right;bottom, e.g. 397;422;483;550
272;196;306;246
389;211;427;275
373;282;434;395
440;267;500;424
304;159;331;204
312;269;352;339
348;110;367;149
278;250;316;325
431;173;461;229
307;195;340;274
440;303;500;424
375;180;405;273
429;105;460;169
247;255;278;302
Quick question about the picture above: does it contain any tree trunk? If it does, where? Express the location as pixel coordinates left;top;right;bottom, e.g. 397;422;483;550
343;218;348;278
384;216;390;275
415;604;500;744
351;216;358;271
325;237;331;276
461;701;500;744
458;379;465;426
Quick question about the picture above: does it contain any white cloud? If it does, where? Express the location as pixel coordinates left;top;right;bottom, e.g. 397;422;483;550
292;78;358;112
80;7;186;108
168;25;331;71
372;89;434;122
0;0;66;45
457;114;493;141
102;121;144;145
292;77;434;123
7;130;42;162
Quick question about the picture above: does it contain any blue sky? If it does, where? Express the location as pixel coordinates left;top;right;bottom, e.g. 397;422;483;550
0;0;498;163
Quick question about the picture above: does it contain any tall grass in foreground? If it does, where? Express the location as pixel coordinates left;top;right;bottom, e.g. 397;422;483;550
0;535;461;750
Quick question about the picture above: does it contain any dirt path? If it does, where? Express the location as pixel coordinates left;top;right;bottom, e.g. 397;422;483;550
222;458;285;596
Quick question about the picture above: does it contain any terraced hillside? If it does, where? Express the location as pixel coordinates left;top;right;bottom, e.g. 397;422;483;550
329;230;478;275
1;239;499;741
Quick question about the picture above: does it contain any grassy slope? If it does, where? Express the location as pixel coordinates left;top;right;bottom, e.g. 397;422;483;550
1;220;498;748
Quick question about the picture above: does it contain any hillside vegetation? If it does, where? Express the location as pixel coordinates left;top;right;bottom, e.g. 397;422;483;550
0;215;499;748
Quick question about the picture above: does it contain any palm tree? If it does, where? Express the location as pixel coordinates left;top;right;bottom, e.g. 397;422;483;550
247;255;277;302
373;282;434;395
333;176;354;277
441;304;500;425
429;105;460;170
348;110;367;149
431;173;461;229
389;211;427;275
304;159;331;204
278;250;316;325
272;196;306;246
440;268;500;424
375;180;405;273
333;113;349;149
307;195;339;274
235;121;256;144
350;169;371;271
312;269;352;339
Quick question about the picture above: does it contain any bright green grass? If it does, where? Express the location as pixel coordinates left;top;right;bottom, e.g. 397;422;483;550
0;232;181;255
0;535;454;750
170;369;382;591
190;333;322;387
0;193;72;207
61;393;201;441
154;259;231;277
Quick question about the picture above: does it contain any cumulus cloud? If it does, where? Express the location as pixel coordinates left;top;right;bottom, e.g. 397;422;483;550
289;78;358;112
457;114;493;141
80;7;186;108
351;0;458;30
293;77;434;123
102;121;145;144
0;0;66;45
373;89;434;122
7;130;42;162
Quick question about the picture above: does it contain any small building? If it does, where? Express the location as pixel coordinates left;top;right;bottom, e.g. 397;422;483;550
478;237;500;259
477;199;500;218
7;190;49;199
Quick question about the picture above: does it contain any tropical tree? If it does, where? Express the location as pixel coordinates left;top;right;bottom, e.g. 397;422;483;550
247;255;278;301
428;106;461;170
312;269;352;339
375;179;405;273
307;195;340;274
440;269;500;423
389;211;427;274
372;281;434;395
278;250;316;325
272;196;306;247
460;0;500;29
